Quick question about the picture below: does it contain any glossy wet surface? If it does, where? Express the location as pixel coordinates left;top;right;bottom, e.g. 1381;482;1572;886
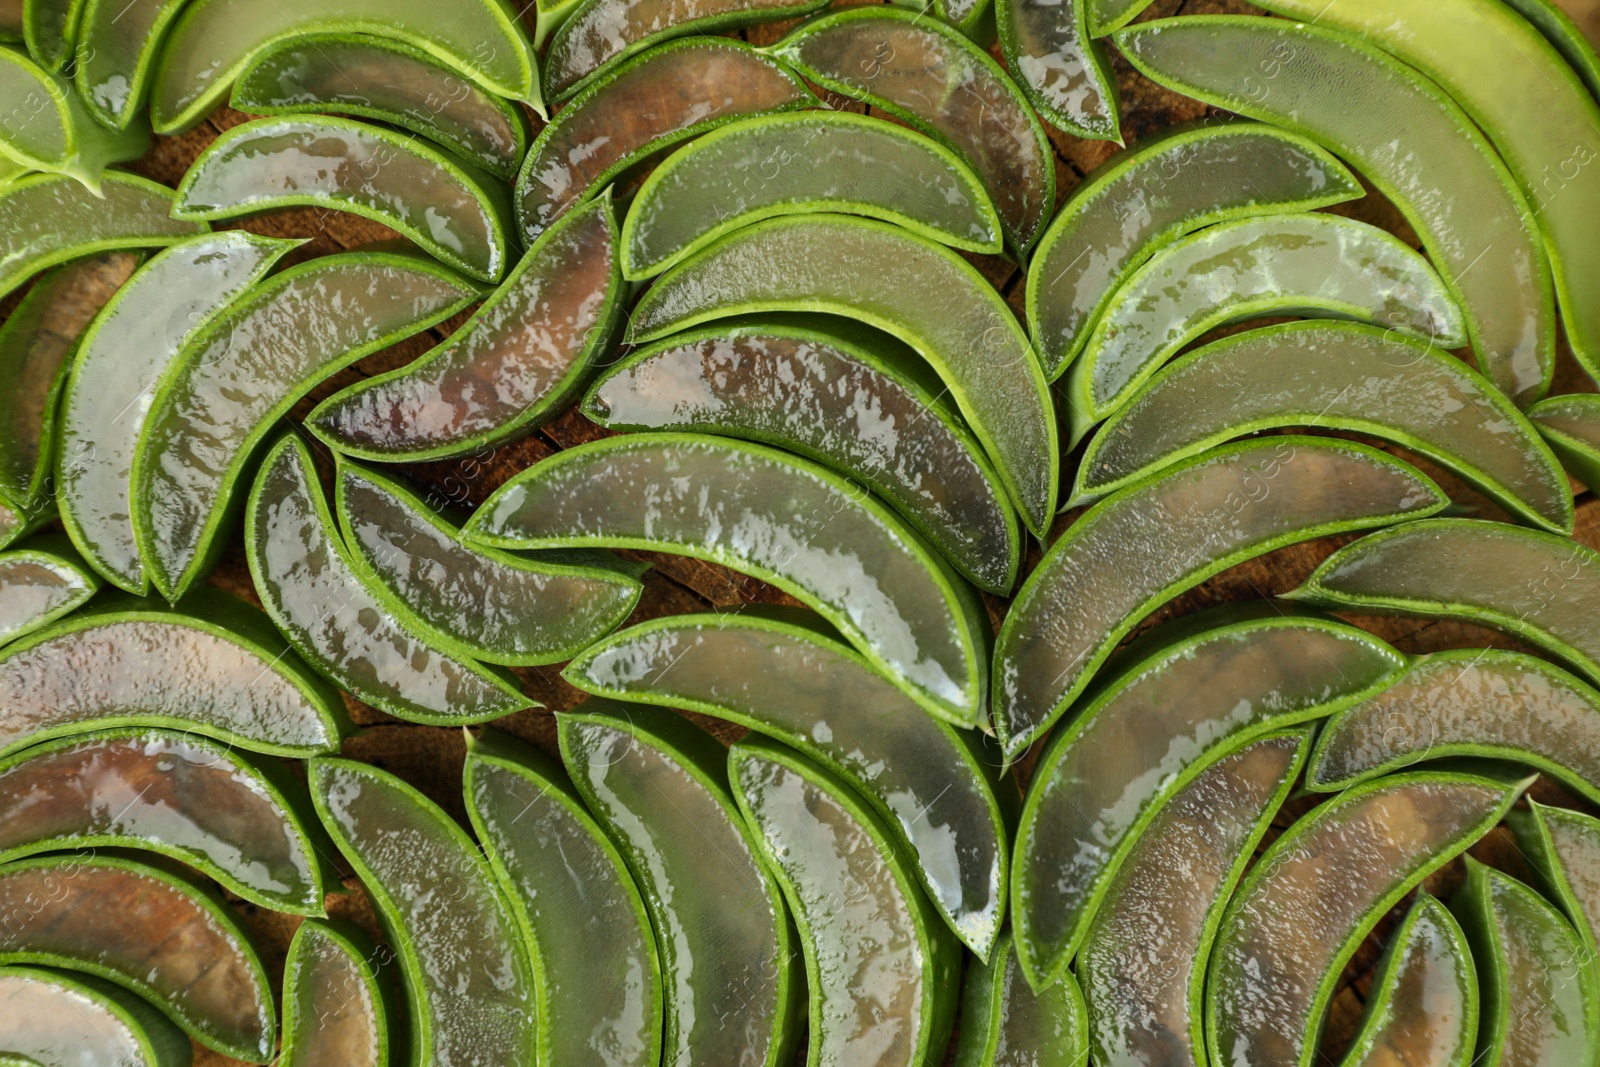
0;967;177;1067
280;922;385;1067
1340;898;1474;1067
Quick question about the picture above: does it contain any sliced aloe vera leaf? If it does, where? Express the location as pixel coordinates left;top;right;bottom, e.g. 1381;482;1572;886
1503;0;1600;103
231;33;530;181
1077;730;1308;1067
0;46;145;190
19;0;81;71
1450;859;1600;1067
1087;0;1153;35
563;607;1009;958
728;734;961;1067
769;7;1054;252
1287;518;1600;688
132;250;477;602
71;0;184;127
1064;212;1466;442
1510;800;1600;959
466;432;990;727
56;232;298;596
247;435;528;724
279;919;390;1067
0;535;98;647
582;319;1022;593
149;0;539;135
997;0;1120;141
629;214;1059;533
464;729;664;1067
1308;649;1600;805
173;116;513;282
334;462;642;666
1530;392;1600;490
954;931;1089;1066
994;437;1446;762
0;966;191;1067
514;37;813;244
622;110;1001;279
1074;320;1572;531
1013;604;1402;985
309;192;623;462
0;853;276;1060
559;705;802;1067
309;757;538;1067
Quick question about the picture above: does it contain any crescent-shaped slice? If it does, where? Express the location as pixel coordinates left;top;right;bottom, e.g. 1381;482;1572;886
0;966;190;1067
1530;392;1600;491
955;932;1090;1066
0;537;98;647
278;919;391;1067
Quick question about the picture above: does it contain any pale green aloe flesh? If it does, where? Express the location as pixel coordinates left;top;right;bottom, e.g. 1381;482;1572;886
0;966;191;1067
1013;605;1403;986
133;251;477;602
245;435;528;724
1074;320;1572;531
0;536;99;647
993;437;1447;762
1077;731;1309;1067
0;855;276;1060
562;607;1009;958
1206;771;1527;1067
1339;895;1478;1067
0;46;146;189
558;706;801;1067
465;433;990;727
309;757;538;1067
464;730;664;1067
514;37;813;243
1117;17;1556;406
1028;121;1362;379
56;232;297;595
1287;518;1600;688
1530;392;1600;491
279;920;389;1067
621;110;1002;278
173;116;513;282
1308;649;1600;805
0;726;329;913
0;173;202;303
728;735;961;1067
1501;0;1600;103
1449;859;1600;1067
1064;212;1466;442
628;215;1059;534
770;7;1054;252
953;931;1089;1067
582;320;1021;593
1510;800;1600;959
996;0;1120;141
309;193;623;462
231;33;530;180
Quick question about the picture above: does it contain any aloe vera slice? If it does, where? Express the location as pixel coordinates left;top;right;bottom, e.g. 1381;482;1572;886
464;730;664;1067
1288;518;1600;688
56;232;297;595
629;215;1059;534
1511;800;1600;957
1503;0;1600;103
954;932;1089;1067
1118;17;1556;406
770;7;1054;252
1013;605;1402;985
19;0;81;71
728;735;960;1067
466;433;990;727
0;536;98;647
514;37;813;243
994;437;1446;762
309;757;538;1067
0;46;144;189
1064;212;1465;442
309;192;623;461
279;919;390;1067
231;33;530;181
1073;320;1572;531
247;435;528;724
334;463;643;666
1450;859;1599;1067
1077;731;1309;1067
173;116;513;282
997;0;1119;141
0;727;330;913
71;0;185;127
149;0;539;134
0;173;201;303
0;854;275;1060
582;319;1021;593
559;705;801;1067
622;111;1001;278
132;250;476;602
1308;649;1600;805
1029;122;1361;378
0;966;190;1067
1530;392;1600;490
1086;0;1152;35
563;608;1009;957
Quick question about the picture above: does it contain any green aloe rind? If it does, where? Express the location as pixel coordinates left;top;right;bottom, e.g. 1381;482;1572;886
0;45;146;190
0;534;98;647
953;931;1090;1067
0;965;192;1067
278;919;392;1067
1529;392;1600;492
